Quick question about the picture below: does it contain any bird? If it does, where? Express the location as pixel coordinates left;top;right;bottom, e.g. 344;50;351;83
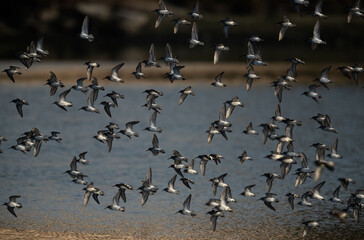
314;66;332;89
219;17;238;38
298;192;314;207
147;134;165;156
327;138;342;159
244;67;260;91
164;64;186;83
52;88;73;111
347;0;364;23
100;101;116;118
160;43;178;66
189;22;204;48
211;72;226;87
92;130;114;152
49;131;62;143
171;18;191;34
210;173;228;196
312;0;328;19
104;91;124;107
317;116;338;134
35;36;49;57
183;159;198;175
144;111;163;133
310;20;326;50
88;77;104;104
225;97;244;119
138;167;158;206
311;181;326;200
240;184;256;197
338;178;355;191
188;0;203;20
64;156;87;180
351;63;363;85
207;208;224;231
71;78;88;94
329;185;344;203
44;71;65;96
292;0;309;17
176;194;195;216
113;183;134;203
79;92;100;114
105;190;125;212
302;84;322;103
80;16;94;42
180;177;194;189
277;16;296;41
143;44;161;68
3;195;22;217
83;182;104;207
302;220;319;237
10;98;29;118
242;122;258;135
261;173;280;193
2;66;21;83
72;175;88;185
286;193;300;210
217;188;233;212
238;150;253;164
119;121;140;139
213;44;229;64
178;86;195;105
104;63;125;83
77;152;89;165
132;62;146;79
163;174;179;194
85;61;100;81
153;0;173;28
259;193;279;211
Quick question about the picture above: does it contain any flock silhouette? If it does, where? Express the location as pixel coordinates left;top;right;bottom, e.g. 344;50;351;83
1;0;364;238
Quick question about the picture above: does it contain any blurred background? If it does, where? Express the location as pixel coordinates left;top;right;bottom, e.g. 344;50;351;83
0;0;363;62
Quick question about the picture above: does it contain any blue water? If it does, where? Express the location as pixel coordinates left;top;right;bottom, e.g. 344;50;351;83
0;81;363;239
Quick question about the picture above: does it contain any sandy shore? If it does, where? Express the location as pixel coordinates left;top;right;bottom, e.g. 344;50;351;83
0;60;358;86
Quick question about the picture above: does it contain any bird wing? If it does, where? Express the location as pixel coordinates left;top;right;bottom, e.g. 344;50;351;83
7;207;17;217
313;20;321;39
81;16;89;35
168;174;177;188
111;63;124;78
84;191;91;207
183;194;192;210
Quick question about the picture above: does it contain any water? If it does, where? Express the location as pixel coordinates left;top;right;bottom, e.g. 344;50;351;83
0;81;363;239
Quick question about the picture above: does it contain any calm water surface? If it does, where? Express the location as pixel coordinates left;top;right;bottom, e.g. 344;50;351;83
0;81;363;239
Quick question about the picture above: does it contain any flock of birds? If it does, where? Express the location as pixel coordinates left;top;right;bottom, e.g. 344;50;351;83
1;0;364;237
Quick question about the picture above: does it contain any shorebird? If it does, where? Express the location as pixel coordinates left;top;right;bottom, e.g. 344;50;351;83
310;20;326;50
64;156;87;179
3;195;22;217
238;150;253;164
302;84;322;103
302;221;319;237
71;78;88;94
259;193;279;211
144;111;163;133
171;18;191;34
104;63;125;83
160;43;179;66
53;89;72;111
132;62;146;79
292;0;309;17
163;174;179;194
72;175;88;185
210;173;228;196
189;22;204;48
164;64;186;82
104;91;124;107
240;184;256;197
314;66;332;89
84;60;100;81
10;98;29;118
147;134;165;156
119;121;140;139
180;177;194;189
311;181;326;200
106;190;125;212
338;178;355;191
83;182;104;207
176;194;195;216
261;173;280;193
277;16;296;41
183;159;198;175
153;0;173;28
138;167;158;206
88;77;104;104
213;44;229;64
347;0;364;23
217;188;233;212
211;72;226;87
188;0;203;20
312;0;328;19
169;150;189;163
49;131;62;143
225;97;244;118
80;16;94;42
317;116;338;134
298;191;314;207
93;130;114;152
286;193;300;210
327;139;342;159
242;122;258;135
143;44;161;68
79;93;100;114
76;152;89;166
207;208;224;231
178;86;195;105
244;67;260;91
113;183;134;203
329;185;344;203
219;17;238;38
35;36;49;57
2;66;21;83
44;71;65;96
100;101;116;117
